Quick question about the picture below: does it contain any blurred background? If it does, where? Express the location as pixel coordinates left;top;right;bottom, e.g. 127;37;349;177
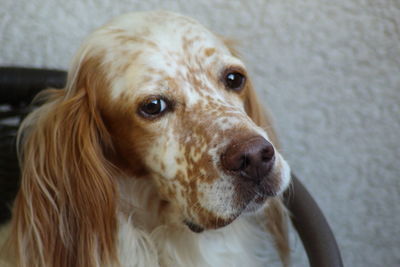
1;0;399;266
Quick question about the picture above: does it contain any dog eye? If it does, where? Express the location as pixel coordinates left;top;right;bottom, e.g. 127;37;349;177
139;97;168;118
224;72;246;91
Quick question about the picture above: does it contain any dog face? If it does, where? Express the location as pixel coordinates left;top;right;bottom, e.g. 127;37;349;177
85;11;291;231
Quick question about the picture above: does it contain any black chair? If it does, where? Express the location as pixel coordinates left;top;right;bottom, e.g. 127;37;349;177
0;67;343;267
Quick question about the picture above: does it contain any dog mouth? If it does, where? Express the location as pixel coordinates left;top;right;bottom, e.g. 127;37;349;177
254;192;270;204
182;150;290;233
183;220;205;233
183;188;275;233
183;217;237;233
242;191;273;214
233;175;279;208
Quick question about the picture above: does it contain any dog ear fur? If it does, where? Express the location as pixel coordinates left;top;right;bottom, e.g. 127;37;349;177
10;55;118;267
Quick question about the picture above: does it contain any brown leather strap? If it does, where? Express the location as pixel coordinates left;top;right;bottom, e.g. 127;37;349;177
284;174;343;267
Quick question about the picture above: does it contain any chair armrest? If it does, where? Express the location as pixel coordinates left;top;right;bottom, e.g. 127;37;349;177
0;67;66;105
284;174;343;267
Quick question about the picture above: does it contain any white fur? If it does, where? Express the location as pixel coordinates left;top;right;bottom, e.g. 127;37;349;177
117;217;281;267
117;178;281;267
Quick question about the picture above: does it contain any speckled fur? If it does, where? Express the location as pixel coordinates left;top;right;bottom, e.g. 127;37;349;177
97;11;291;230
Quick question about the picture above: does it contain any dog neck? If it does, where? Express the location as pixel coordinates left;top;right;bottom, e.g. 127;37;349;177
117;176;178;231
116;175;280;267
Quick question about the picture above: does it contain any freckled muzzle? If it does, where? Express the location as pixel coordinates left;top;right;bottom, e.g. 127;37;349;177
182;135;283;233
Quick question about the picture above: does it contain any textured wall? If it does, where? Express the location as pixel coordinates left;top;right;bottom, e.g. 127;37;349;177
1;0;399;266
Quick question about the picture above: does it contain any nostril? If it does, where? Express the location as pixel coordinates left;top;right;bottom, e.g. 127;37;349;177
261;144;275;162
239;155;250;171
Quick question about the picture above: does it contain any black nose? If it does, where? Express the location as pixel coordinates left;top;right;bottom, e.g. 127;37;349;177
221;137;275;184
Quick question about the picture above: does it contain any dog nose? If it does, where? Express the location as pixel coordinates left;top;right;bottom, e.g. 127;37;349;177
221;137;275;184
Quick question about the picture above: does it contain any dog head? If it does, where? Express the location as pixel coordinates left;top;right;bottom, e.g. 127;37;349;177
12;10;291;267
84;11;291;231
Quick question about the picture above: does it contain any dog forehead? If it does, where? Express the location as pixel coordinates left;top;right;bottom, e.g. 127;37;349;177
108;11;224;49
97;11;234;101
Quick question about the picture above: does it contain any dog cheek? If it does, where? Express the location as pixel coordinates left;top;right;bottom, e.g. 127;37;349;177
273;153;292;194
144;134;184;179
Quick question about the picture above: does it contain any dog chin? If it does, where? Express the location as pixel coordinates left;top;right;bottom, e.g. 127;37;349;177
183;197;269;233
242;195;272;214
183;220;205;233
183;212;239;233
244;167;292;215
184;164;291;233
184;200;269;233
183;218;234;233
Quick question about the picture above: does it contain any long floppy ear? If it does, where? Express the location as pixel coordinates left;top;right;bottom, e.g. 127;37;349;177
10;56;118;267
223;39;290;266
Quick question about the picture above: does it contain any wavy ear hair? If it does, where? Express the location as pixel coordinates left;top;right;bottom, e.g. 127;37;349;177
223;39;290;266
10;52;118;267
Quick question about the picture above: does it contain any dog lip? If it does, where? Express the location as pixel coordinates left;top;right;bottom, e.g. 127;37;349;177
254;194;267;204
184;214;239;232
259;187;278;197
183;220;204;233
242;186;277;209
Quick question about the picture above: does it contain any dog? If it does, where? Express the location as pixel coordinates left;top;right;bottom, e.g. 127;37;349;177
0;11;291;267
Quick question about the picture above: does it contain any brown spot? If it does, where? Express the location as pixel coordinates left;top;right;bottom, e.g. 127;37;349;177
107;28;125;35
114;34;158;49
176;157;183;164
115;51;142;74
160;162;166;172
158;199;170;215
204;48;216;57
